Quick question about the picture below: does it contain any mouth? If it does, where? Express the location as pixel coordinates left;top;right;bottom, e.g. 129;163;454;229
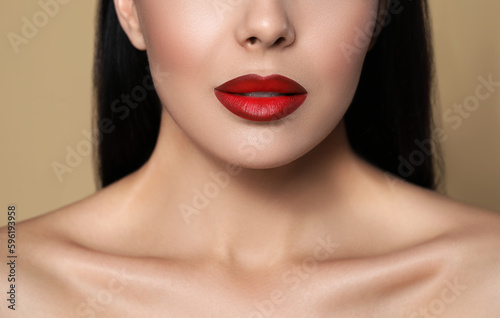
214;74;308;122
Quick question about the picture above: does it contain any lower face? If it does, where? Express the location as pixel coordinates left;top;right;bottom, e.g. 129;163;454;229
135;0;380;169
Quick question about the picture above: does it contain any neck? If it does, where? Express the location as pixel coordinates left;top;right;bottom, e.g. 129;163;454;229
116;111;388;269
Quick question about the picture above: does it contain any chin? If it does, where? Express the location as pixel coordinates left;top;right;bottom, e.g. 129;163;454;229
220;139;319;171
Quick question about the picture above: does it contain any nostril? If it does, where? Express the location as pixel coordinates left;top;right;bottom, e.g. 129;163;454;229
246;36;287;47
274;37;285;46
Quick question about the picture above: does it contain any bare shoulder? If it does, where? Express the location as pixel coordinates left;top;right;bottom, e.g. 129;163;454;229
390;177;500;317
0;208;73;316
0;187;126;317
438;206;500;317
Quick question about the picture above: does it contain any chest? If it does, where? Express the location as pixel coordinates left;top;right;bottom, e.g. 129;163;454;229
27;254;468;318
63;269;453;318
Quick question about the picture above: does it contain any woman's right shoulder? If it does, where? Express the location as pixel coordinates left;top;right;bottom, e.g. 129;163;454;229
1;176;132;248
0;190;123;316
0;189;101;247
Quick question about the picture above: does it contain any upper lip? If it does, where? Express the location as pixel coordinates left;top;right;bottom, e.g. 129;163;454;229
215;74;307;95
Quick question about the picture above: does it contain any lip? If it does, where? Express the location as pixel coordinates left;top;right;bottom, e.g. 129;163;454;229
214;74;308;121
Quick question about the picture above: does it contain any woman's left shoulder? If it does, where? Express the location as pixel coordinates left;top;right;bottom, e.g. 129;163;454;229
439;207;500;317
399;182;500;316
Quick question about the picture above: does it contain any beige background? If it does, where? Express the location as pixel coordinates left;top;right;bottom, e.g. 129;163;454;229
1;1;499;227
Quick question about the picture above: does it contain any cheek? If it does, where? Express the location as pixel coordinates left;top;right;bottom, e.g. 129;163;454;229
298;2;378;117
137;1;231;124
314;5;376;78
138;2;222;76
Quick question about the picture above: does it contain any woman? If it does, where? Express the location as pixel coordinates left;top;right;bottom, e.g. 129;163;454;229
2;0;499;316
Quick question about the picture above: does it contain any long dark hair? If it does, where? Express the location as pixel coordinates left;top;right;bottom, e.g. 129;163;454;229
93;0;440;190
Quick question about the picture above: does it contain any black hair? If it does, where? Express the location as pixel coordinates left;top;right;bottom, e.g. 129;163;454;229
93;0;440;189
345;0;440;189
93;0;161;188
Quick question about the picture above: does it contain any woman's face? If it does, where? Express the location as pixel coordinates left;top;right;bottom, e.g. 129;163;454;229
117;0;384;168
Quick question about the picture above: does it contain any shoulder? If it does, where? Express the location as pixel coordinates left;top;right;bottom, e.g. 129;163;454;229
410;219;500;317
390;177;500;316
0;188;128;317
0;205;80;315
442;210;500;316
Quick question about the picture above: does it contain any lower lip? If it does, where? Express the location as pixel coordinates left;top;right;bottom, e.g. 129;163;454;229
214;91;307;121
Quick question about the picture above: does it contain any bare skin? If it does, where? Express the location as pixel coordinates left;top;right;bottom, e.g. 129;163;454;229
1;118;500;317
2;0;500;316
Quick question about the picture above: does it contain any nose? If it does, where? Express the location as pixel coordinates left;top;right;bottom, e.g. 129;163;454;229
235;0;295;50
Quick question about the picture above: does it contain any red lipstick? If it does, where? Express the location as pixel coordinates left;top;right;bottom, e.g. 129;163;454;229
214;74;307;121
